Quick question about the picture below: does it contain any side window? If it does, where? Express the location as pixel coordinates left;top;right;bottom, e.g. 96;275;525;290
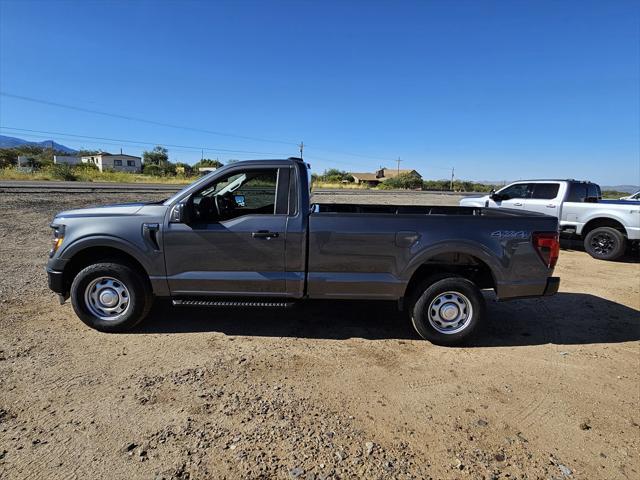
191;169;278;222
499;183;531;200
235;172;278;212
113;159;123;166
127;160;136;167
587;183;601;200
567;183;587;202
531;183;560;200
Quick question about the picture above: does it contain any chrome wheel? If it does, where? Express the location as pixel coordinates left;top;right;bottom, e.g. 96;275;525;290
590;232;616;255
427;291;473;334
84;276;131;321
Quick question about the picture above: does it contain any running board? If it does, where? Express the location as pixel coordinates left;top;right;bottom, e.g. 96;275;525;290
173;299;294;308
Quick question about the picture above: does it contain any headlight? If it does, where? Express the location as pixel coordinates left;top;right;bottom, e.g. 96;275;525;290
49;224;65;257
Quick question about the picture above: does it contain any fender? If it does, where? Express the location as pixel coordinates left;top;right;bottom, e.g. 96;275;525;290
59;234;157;275
578;213;628;236
400;239;504;292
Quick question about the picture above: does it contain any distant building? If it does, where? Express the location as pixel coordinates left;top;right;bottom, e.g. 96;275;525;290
350;172;381;186
198;167;218;174
350;167;422;185
54;155;82;166
376;168;421;180
16;155;34;172
81;152;142;173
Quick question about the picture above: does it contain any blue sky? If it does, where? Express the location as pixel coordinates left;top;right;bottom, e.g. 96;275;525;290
0;0;638;184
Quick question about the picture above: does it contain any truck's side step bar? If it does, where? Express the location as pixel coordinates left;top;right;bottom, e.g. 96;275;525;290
173;299;295;308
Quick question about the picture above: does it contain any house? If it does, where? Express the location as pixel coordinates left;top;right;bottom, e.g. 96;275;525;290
350;167;422;185
375;168;421;180
350;172;382;186
54;155;82;165
80;152;142;173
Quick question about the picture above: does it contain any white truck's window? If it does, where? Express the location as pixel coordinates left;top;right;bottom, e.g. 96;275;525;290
499;183;531;200
531;183;559;199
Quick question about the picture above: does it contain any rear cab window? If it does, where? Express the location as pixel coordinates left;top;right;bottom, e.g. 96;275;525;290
531;183;560;199
567;182;602;202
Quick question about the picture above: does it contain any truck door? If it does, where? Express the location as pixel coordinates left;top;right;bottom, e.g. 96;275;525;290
163;166;290;297
522;182;562;216
489;182;531;209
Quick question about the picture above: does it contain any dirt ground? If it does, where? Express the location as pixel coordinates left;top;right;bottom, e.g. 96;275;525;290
0;191;638;480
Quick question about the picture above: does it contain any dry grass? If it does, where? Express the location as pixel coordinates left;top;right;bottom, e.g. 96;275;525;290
0;167;192;184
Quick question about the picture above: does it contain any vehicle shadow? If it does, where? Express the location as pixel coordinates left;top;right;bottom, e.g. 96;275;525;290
560;238;640;263
136;293;640;347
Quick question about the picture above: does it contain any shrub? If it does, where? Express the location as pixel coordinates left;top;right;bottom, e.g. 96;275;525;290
48;164;77;181
381;172;423;190
142;164;163;176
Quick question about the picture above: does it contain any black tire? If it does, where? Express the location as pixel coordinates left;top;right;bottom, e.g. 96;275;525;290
70;262;152;332
409;275;485;346
584;227;626;261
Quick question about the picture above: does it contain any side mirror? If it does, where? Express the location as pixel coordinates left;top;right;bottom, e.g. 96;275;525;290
490;193;502;201
169;201;191;223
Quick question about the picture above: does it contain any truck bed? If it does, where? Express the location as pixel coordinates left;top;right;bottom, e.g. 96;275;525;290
306;203;558;301
314;203;550;217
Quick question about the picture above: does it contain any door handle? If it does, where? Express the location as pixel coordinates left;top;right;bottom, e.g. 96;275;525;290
546;204;556;208
252;230;279;239
514;202;523;207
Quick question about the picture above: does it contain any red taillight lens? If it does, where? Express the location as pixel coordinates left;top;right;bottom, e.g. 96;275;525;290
532;232;559;268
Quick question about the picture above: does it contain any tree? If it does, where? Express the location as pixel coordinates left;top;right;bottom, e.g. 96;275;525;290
175;162;194;176
192;158;223;170
142;146;175;175
317;169;353;183
142;146;169;166
380;172;423;190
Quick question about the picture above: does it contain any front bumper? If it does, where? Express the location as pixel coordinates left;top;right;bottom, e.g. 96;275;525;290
46;267;66;295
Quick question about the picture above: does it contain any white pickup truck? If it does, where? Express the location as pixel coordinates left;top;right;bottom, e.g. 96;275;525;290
460;180;640;261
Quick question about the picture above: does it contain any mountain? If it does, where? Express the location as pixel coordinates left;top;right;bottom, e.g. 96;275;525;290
601;185;639;194
0;135;77;154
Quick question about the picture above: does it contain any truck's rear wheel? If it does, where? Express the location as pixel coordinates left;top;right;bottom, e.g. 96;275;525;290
584;227;626;261
409;276;485;346
70;262;152;332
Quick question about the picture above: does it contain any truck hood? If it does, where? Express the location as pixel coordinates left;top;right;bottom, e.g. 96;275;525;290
459;194;489;205
55;202;147;219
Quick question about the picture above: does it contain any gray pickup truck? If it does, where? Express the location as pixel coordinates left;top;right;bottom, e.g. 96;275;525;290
47;157;560;345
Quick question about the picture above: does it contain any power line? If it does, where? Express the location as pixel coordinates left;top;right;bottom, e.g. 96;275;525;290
1;91;403;164
1;92;459;173
0;126;293;156
0;92;299;146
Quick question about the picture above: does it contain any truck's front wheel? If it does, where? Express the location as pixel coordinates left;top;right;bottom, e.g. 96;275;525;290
409;276;485;346
70;262;152;332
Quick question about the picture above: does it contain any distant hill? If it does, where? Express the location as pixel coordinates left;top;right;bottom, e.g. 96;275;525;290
601;185;639;194
0;135;77;154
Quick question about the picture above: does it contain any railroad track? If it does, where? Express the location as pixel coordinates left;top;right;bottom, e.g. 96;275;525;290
0;180;480;196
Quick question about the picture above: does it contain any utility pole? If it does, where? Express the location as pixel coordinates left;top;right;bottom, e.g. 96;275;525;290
396;157;402;175
450;167;455;191
298;141;304;159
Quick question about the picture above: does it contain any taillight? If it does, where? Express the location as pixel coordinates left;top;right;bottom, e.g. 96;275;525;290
532;231;559;268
